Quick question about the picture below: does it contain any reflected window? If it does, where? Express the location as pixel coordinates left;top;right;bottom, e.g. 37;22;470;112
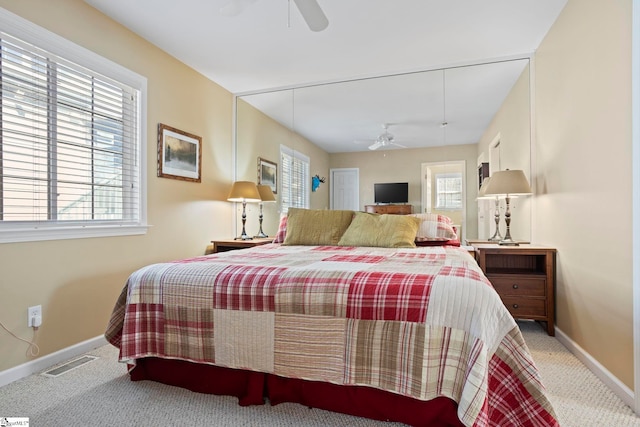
435;173;463;210
280;145;309;213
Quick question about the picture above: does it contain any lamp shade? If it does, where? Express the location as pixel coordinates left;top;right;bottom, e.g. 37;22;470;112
227;181;261;202
482;169;532;196
256;184;276;202
477;176;491;198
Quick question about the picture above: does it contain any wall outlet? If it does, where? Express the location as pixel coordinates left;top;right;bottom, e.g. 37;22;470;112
28;305;42;328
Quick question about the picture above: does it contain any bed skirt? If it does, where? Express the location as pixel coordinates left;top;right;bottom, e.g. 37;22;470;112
129;357;464;427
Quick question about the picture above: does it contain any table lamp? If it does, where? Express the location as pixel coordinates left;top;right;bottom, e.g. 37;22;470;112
227;181;261;240
481;169;532;246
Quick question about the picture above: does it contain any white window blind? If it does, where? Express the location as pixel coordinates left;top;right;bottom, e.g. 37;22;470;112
280;145;309;213
0;9;147;243
435;172;463;210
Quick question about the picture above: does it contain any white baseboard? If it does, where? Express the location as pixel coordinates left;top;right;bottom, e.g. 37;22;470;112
555;326;634;408
0;335;108;388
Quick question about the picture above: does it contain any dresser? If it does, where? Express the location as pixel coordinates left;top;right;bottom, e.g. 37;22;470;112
364;204;412;215
473;243;556;336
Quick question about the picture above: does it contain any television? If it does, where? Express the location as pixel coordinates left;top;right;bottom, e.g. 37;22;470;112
374;182;409;204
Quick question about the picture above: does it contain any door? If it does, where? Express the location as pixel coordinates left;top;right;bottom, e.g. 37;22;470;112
330;168;359;210
421;161;466;241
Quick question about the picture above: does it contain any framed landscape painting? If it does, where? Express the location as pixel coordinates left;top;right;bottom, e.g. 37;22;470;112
258;157;277;194
157;123;202;182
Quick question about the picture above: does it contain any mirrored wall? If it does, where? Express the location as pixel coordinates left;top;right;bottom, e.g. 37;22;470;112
234;58;532;242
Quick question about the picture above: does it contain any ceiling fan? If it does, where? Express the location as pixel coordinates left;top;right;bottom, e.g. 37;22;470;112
365;124;407;151
220;0;329;32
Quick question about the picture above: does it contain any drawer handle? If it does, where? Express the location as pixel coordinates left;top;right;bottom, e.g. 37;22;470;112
512;304;519;309
512;284;519;289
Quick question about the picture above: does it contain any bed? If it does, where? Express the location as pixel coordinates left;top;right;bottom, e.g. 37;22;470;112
105;209;559;427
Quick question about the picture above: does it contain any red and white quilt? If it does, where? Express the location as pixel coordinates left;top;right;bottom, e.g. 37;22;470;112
106;243;558;427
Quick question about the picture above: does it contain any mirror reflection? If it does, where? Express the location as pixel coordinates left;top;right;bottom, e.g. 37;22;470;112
234;58;531;244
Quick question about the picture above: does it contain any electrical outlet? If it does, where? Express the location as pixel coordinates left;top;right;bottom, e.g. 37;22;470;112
28;305;42;328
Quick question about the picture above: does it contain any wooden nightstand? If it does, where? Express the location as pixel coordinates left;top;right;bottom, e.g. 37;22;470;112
211;237;273;253
473;243;556;336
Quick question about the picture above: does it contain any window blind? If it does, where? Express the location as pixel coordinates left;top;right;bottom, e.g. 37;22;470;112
0;14;146;243
280;145;309;213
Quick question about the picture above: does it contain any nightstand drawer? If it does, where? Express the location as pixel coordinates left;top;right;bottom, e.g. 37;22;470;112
488;275;546;297
501;297;546;317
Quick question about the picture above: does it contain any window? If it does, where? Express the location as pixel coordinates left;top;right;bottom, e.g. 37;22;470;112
0;9;147;243
435;172;463;210
280;145;309;213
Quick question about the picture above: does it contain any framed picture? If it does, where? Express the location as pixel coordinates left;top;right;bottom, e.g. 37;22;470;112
157;123;202;182
258;157;277;194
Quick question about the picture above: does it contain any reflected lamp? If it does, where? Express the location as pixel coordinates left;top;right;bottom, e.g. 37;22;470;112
255;184;276;238
477;176;503;242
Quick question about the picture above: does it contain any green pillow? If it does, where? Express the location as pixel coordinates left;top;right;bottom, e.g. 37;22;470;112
282;208;355;246
338;212;420;248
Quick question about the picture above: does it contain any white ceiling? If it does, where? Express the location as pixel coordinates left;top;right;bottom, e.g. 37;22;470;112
83;0;567;153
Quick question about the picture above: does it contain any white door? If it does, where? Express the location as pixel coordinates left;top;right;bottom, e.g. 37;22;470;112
330;168;359;210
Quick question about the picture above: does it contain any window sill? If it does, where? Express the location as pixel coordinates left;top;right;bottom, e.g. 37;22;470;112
0;224;150;244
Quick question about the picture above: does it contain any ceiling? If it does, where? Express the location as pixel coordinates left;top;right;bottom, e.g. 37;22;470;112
83;0;567;153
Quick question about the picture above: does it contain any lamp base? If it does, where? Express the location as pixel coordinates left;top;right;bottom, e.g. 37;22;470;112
234;235;253;241
254;232;268;238
498;238;520;246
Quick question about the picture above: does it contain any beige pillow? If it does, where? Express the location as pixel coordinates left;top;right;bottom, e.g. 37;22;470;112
282;208;355;246
338;212;420;248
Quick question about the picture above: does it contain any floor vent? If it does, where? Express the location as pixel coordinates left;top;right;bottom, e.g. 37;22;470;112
41;355;98;378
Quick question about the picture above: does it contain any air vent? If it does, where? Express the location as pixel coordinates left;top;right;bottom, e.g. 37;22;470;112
41;355;98;378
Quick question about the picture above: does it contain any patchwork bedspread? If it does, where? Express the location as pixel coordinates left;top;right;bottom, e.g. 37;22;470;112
105;244;558;427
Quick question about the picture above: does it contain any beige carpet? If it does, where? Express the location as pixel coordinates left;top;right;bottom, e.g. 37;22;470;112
0;321;638;426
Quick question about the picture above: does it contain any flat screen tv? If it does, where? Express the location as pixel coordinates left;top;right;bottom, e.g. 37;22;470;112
374;182;408;204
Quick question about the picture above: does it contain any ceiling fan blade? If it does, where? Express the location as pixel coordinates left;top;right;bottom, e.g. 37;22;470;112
293;0;329;32
391;142;407;148
368;141;382;151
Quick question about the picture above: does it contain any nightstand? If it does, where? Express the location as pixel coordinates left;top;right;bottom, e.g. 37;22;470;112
473;243;556;336
211;237;273;253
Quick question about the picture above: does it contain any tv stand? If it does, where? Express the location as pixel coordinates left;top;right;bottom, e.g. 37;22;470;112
365;204;412;215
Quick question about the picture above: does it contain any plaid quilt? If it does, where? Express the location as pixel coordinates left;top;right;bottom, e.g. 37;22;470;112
105;244;558;427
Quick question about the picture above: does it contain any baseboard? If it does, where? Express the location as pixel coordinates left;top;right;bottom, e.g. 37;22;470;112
555;326;634;408
0;335;108;388
2;328;635;409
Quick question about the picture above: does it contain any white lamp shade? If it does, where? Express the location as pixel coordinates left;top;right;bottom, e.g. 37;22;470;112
227;181;261;202
483;169;532;196
477;176;491;198
256;184;276;202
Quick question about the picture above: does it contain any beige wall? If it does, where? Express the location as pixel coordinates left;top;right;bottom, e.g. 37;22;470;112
477;64;532;242
329;144;479;239
236;99;330;237
0;0;234;371
534;0;634;387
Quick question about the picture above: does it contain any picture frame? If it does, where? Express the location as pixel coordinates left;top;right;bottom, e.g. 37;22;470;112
257;157;277;194
157;123;202;182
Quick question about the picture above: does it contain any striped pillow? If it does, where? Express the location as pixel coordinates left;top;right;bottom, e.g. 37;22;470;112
410;213;458;241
